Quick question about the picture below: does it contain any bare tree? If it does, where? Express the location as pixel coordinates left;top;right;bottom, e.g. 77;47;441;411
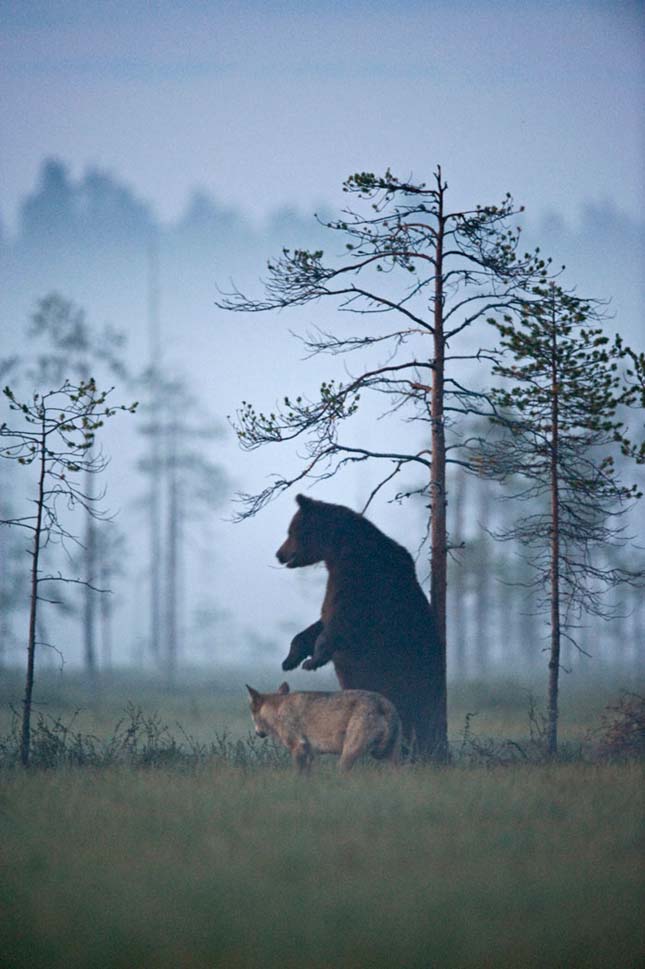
0;379;136;765
218;167;553;758
24;293;128;678
137;371;228;681
95;522;127;671
480;283;644;754
146;237;164;669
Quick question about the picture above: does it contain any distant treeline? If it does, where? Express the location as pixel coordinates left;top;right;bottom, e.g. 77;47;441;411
1;158;330;257
2;158;644;291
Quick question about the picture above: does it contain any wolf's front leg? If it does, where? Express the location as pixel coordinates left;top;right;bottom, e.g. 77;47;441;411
292;737;313;773
282;619;324;671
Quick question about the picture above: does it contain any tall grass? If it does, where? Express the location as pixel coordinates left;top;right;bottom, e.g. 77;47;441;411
1;673;642;968
0;763;642;969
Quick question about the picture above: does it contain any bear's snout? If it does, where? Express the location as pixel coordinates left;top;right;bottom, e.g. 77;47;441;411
276;542;296;566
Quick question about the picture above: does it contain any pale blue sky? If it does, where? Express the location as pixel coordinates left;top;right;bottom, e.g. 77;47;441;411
1;0;643;232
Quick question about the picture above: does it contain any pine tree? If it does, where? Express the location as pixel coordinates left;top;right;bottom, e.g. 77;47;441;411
0;380;136;764
218;167;553;759
482;283;644;754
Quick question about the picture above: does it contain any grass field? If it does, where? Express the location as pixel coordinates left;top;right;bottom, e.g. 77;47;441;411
0;670;643;969
1;664;638;748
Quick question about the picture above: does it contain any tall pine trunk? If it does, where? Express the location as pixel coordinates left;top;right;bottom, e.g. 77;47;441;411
149;420;162;662
165;432;179;685
547;317;561;757
148;236;163;664
474;487;492;677
83;467;97;680
100;558;113;670
449;468;467;679
21;416;46;766
429;172;448;761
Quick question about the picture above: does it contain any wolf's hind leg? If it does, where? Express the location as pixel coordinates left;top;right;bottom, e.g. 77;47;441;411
338;718;369;772
378;716;402;766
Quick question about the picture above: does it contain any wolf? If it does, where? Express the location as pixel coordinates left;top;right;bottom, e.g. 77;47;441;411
246;682;402;772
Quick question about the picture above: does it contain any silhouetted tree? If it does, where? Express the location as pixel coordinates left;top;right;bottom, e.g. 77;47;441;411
482;283;644;754
447;467;467;678
137;371;228;681
218;166;554;759
19;160;76;246
95;522;127;671
78;168;153;244
24;294;128;679
0;496;25;667
18;159;154;251
0;379;136;764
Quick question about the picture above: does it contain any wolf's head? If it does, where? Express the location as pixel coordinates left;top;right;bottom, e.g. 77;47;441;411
246;682;290;737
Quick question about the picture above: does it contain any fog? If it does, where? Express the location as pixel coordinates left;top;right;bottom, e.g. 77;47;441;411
1;1;643;680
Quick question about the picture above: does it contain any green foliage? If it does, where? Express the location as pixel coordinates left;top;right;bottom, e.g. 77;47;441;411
219;165;554;519
2;379;137;465
1;375;138;765
235;380;360;446
482;283;644;612
489;285;644;469
481;283;644;755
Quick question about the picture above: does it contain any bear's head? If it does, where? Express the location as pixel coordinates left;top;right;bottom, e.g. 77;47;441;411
276;494;331;568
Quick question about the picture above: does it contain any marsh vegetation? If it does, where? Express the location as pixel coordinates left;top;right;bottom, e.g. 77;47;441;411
1;673;642;969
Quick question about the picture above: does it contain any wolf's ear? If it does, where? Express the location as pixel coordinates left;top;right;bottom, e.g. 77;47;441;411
296;493;315;510
277;681;290;694
246;685;261;706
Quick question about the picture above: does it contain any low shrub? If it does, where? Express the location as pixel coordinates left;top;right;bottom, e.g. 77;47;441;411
592;692;645;761
0;703;289;770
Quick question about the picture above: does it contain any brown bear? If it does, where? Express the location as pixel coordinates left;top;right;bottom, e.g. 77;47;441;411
276;494;442;757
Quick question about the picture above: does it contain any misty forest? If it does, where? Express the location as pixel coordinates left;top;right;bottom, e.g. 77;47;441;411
2;161;643;686
1;156;644;969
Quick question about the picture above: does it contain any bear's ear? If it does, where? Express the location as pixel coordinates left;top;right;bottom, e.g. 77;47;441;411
295;493;315;510
277;681;290;695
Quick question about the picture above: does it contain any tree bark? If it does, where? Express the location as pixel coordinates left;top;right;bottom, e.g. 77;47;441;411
449;468;467;679
83;468;97;680
548;314;561;757
165;435;179;685
21;415;46;766
148;237;163;664
100;560;113;670
474;486;491;677
429;170;448;761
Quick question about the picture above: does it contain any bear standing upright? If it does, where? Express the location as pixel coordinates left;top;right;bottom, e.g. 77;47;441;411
277;494;443;757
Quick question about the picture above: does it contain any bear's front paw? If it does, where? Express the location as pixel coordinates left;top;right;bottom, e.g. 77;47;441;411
290;631;308;650
302;656;323;671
